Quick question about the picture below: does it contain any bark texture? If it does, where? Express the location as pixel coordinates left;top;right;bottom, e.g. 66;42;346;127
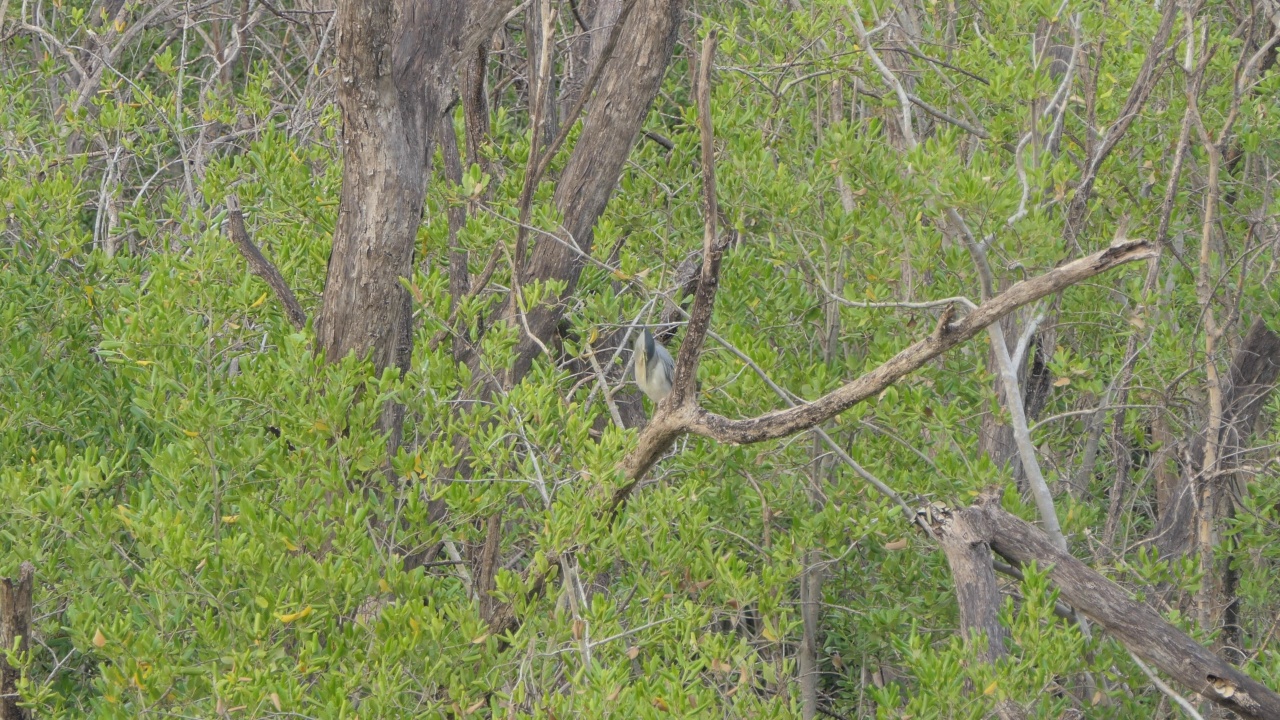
226;196;307;330
316;0;465;372
934;507;1008;664
0;563;34;720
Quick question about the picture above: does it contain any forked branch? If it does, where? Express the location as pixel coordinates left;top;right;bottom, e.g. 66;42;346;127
607;22;1158;502
614;231;1155;501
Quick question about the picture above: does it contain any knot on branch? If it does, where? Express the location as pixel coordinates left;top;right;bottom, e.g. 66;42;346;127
931;303;957;339
916;501;953;532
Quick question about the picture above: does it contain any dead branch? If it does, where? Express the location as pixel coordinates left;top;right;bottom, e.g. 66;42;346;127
613;231;1154;501
225;195;307;330
939;493;1280;720
668;29;721;408
682;241;1156;446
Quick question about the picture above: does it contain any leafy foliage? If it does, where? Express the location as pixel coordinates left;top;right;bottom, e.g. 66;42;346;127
2;0;1278;717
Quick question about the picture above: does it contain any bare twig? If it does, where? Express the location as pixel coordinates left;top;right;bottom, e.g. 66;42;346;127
586;342;625;428
1063;0;1179;245
1128;651;1206;720
845;1;915;148
907;93;989;138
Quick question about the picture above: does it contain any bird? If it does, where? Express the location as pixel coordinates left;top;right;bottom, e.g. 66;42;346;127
634;327;674;404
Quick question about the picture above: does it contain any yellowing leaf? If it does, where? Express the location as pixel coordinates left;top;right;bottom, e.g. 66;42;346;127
984;680;998;695
183;430;199;438
277;606;313;623
471;632;489;644
93;628;107;648
313;420;330;432
883;538;909;551
464;699;486;715
1053;377;1071;387
761;619;779;643
221;514;240;524
250;292;268;308
283;537;299;552
270;693;282;711
135;360;153;366
378;578;391;593
409;617;421;632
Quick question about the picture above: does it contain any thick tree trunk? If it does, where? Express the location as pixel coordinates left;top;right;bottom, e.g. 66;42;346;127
935;507;1008;665
499;0;687;386
0;563;33;720
316;0;465;376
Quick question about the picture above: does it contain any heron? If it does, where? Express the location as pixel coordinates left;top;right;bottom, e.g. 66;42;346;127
633;328;674;404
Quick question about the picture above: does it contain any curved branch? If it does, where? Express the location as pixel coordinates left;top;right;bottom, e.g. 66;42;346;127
612;239;1157;501
683;240;1155;446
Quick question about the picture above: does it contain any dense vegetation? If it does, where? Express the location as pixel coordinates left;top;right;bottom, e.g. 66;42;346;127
1;0;1278;717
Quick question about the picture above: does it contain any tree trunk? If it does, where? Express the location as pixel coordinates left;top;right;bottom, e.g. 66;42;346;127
799;548;824;720
936;508;1008;665
1156;319;1280;563
499;0;687;386
316;0;465;378
0;563;33;720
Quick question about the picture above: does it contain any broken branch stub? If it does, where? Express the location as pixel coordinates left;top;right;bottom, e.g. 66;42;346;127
225;196;307;331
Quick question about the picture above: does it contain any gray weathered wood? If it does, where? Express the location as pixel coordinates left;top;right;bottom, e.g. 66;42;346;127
973;497;1280;720
933;507;1008;665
